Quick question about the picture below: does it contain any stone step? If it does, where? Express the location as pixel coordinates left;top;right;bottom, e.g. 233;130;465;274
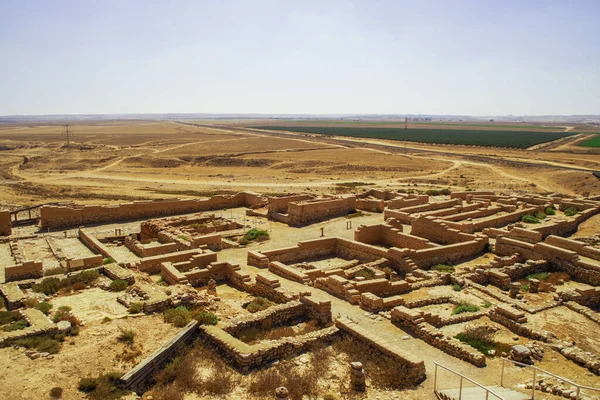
437;385;529;400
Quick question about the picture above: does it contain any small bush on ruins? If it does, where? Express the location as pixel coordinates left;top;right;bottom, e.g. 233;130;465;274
51;305;81;334
109;279;129;291
527;272;549;281
564;207;579;217
102;316;112;323
244;296;274;313
521;214;540;224
425;188;451;196
49;387;63;398
483;301;493;308
452;284;463;291
238;237;249;245
33;277;61;295
520;283;530;292
15;336;62;354
102;257;115;265
177;234;190;242
44;266;65;277
535;211;547;220
164;306;191;327
117;327;135;344
77;377;97;392
128;302;143;314
3;319;28;332
193;310;218;325
432;264;455;273
455;325;511;356
244;229;270;242
544;206;556;215
354;269;375;280
452;302;479;315
69;270;100;286
77;372;126;400
71;282;87;291
0;310;21;326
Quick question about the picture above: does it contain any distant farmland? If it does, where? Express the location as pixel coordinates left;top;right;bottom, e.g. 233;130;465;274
251;126;576;148
579;134;600;148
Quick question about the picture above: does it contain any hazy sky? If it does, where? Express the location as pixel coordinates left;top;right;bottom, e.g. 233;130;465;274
1;0;599;116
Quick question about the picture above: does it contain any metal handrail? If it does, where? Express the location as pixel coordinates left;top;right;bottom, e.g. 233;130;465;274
434;361;506;400
500;357;600;399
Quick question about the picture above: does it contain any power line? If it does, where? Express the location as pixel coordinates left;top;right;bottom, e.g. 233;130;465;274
63;124;73;148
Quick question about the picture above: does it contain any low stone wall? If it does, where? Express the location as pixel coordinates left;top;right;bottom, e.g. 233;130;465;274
137;249;210;274
267;194;314;214
0;210;11;236
40;191;264;229
286;196;356;226
0;283;26;310
66;254;103;272
335;317;426;383
5;261;43;282
390;306;486;367
119;321;199;393
103;263;135;284
78;229;115;261
191;233;222;251
124;236;179;258
0;309;68;348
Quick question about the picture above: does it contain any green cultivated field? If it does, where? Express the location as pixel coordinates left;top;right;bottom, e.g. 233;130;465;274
579;135;600;148
253;126;576;149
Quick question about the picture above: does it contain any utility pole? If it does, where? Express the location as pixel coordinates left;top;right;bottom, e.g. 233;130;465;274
63;124;72;148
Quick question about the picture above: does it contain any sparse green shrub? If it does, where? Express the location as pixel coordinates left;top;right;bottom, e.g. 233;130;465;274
521;214;540;224
455;325;511;356
102;316;112;323
237;237;249;246
244;229;270;242
432;264;455;273
440;188;452;195
109;279;128;291
51;306;72;323
544;206;556;215
164;306;191;327
0;310;21;325
117;327;135;344
564;207;578;217
244;297;274;313
521;283;530;292
483;301;492;308
102;257;115;265
15;336;62;354
3;319;28;332
71;282;87;291
128;302;143;314
32;277;61;295
354;269;375;280
527;272;549;281
44;266;65;276
78;378;97;393
452;303;479;315
453;284;463;291
194;310;218;325
69;270;99;285
177;234;190;242
535;212;547;220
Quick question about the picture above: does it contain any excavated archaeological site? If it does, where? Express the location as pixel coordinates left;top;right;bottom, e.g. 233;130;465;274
1;186;600;400
0;121;598;400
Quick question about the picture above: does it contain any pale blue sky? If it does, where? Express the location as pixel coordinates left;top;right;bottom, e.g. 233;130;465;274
1;0;598;116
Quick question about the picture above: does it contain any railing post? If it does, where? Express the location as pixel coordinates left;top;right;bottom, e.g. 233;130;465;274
434;363;438;392
576;387;580;400
485;389;489;400
532;369;536;399
501;358;505;387
459;376;463;400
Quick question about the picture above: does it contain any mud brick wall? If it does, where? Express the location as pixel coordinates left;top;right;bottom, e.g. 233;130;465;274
137;249;207;274
0;210;11;236
335;238;389;263
559;199;599;212
488;309;550;342
356;198;385;212
5;261;43;282
267;194;314;214
119;321;199;393
258;237;338;265
408;238;488;269
466;206;541;233
451;190;495;199
386;195;429;209
124;236;179;258
0;283;26;310
223;301;307;336
545;235;600;261
532;208;600;237
393;198;461;214
336;317;426;383
411;216;478;244
354;223;436;249
78;229;115;260
66;254;103;272
439;206;502;222
182;261;232;286
269;262;311;284
190;233;222;251
40;191;264;229
286;196;356;226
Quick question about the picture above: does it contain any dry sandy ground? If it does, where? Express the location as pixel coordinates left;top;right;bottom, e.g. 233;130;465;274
0;314;179;400
0;121;598;209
